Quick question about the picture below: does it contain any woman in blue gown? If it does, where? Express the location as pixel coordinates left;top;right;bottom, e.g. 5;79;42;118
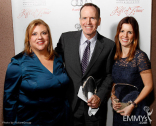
111;17;153;126
3;19;70;125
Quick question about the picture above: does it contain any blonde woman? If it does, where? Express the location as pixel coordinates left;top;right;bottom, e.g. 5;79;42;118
3;19;70;125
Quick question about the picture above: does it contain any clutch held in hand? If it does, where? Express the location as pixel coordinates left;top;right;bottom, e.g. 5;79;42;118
82;76;97;99
112;83;139;112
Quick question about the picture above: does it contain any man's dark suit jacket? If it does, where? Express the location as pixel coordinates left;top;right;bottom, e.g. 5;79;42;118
55;30;115;121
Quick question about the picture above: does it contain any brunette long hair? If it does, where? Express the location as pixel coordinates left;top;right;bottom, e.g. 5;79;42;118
114;16;140;61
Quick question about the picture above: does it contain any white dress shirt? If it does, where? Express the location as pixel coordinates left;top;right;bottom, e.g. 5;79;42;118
79;32;97;63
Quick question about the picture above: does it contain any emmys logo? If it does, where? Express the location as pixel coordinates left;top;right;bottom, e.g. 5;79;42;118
123;106;153;125
75;23;81;31
71;0;92;7
143;106;153;124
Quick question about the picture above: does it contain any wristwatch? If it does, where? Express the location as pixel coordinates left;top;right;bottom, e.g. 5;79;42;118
131;101;137;108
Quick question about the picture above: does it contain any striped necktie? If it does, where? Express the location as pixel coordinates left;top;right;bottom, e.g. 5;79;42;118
81;40;90;75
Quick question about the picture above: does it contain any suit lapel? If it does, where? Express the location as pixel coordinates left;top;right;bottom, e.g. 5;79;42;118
83;33;105;77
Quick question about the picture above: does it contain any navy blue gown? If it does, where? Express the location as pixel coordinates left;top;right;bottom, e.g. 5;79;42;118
3;52;70;125
112;50;151;126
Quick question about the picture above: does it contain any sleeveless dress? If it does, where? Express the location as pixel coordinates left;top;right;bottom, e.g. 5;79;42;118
112;50;151;126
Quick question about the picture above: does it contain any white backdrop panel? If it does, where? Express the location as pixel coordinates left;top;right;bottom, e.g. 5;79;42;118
11;0;151;58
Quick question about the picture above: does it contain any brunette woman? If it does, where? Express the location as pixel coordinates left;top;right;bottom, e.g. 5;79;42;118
111;16;153;126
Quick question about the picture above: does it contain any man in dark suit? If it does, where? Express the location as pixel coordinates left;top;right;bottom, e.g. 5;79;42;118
55;3;115;126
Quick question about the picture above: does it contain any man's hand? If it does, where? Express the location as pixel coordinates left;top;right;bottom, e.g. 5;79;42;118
87;95;101;108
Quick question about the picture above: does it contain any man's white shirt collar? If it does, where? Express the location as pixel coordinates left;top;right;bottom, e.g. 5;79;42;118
80;32;98;45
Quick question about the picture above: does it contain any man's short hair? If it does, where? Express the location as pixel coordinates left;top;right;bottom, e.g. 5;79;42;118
80;3;100;19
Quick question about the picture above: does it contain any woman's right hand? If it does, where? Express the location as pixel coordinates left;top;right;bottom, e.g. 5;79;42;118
111;97;121;111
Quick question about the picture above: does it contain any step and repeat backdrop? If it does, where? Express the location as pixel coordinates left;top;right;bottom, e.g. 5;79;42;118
11;0;152;57
11;0;152;125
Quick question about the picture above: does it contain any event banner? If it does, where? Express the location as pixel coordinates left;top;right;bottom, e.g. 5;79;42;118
11;0;152;58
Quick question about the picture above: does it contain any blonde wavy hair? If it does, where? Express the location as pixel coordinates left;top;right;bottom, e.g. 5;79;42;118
23;19;56;59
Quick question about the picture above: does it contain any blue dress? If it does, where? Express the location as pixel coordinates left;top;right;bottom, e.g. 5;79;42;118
112;50;151;126
3;52;70;126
